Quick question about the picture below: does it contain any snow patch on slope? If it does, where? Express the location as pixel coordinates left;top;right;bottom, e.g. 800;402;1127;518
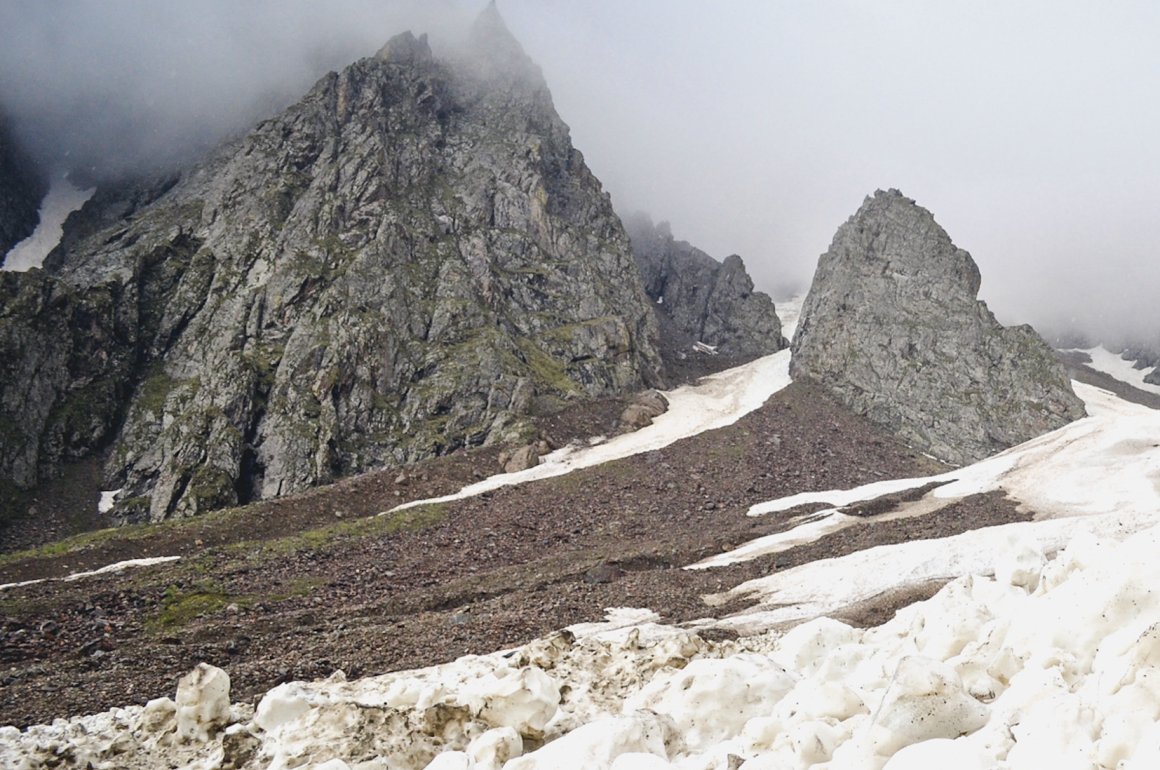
1073;345;1160;396
2;176;93;271
389;298;802;516
390;348;792;513
695;380;1160;573
0;556;180;592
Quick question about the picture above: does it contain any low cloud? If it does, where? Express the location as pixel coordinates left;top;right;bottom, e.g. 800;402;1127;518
2;1;1156;345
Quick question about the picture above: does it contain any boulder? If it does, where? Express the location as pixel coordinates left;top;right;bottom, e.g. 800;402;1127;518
502;444;542;473
618;388;670;431
791;189;1085;466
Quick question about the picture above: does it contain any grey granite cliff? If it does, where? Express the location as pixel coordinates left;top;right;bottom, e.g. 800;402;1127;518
5;7;662;521
791;189;1085;465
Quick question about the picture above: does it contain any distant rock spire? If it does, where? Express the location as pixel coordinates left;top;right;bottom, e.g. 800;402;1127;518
467;0;544;86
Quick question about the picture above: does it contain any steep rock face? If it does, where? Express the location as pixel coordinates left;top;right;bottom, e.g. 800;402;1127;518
0;271;134;495
623;213;784;357
791;189;1085;466
42;10;662;521
0;114;46;258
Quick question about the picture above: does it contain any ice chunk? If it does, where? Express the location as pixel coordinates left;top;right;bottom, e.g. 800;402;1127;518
993;535;1046;591
466;667;559;736
610;753;672;769
504;712;675;770
467;726;522;768
313;760;354;770
624;655;796;752
174;663;231;743
254;681;313;735
869;657;988;756
881;738;992;769
424;752;472;769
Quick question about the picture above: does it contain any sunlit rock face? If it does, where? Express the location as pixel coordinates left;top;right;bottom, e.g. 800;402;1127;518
623;212;785;358
0;113;45;258
15;4;662;521
791;189;1085;466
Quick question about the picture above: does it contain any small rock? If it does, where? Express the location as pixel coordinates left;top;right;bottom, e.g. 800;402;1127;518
618;404;657;431
583;563;625;584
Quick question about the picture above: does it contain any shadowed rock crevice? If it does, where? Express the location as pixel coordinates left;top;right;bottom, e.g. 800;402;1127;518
0;113;47;258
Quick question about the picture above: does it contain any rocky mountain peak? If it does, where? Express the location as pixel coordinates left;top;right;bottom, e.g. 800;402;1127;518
466;1;544;87
0;14;662;522
374;31;433;65
791;189;1085;466
856;189;982;296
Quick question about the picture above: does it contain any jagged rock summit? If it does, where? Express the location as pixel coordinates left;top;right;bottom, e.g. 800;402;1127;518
623;212;785;359
6;4;663;522
792;189;1085;466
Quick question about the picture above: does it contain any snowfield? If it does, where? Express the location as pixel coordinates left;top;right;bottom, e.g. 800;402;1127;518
6;298;1160;769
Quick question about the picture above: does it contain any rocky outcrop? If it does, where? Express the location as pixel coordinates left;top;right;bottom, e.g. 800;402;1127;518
791;189;1085;466
0;271;134;493
623;213;784;358
31;7;662;522
0;114;46;258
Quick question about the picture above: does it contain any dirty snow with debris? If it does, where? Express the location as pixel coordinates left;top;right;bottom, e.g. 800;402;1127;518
7;297;1160;768
8;516;1160;769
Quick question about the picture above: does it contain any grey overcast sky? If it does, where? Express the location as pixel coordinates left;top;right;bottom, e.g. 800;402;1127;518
1;1;1157;342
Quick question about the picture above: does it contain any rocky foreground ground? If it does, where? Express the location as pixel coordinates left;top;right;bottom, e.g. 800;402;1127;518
0;353;1140;729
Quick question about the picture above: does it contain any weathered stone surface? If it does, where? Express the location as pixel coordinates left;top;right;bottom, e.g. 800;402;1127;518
0;113;45;258
0;271;134;494
623;212;785;358
38;7;662;521
618;388;669;432
501;444;541;473
791;189;1085;466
